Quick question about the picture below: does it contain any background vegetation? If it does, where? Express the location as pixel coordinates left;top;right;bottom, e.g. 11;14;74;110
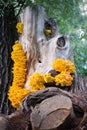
0;0;87;77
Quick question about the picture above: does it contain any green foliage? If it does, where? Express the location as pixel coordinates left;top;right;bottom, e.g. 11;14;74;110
1;0;87;77
74;43;87;77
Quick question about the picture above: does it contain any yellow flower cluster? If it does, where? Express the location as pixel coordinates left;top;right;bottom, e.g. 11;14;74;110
43;73;54;83
52;58;75;74
52;58;75;87
55;71;73;87
29;72;54;92
16;22;24;34
29;58;75;90
8;86;29;108
8;40;30;108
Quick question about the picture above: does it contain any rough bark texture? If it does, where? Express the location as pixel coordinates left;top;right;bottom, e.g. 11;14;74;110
0;6;17;114
0;5;87;130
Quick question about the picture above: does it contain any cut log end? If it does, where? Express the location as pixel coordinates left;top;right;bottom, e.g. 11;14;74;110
30;95;73;130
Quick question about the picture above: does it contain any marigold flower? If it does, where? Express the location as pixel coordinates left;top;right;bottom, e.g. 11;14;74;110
29;72;45;92
55;71;73;87
29;72;55;92
16;22;24;34
8;40;29;108
8;86;30;108
65;60;76;73
43;73;54;83
52;58;75;74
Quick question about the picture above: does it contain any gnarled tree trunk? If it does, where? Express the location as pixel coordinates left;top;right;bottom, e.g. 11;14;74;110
18;6;73;90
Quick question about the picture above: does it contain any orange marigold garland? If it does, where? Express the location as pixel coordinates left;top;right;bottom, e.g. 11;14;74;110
8;40;30;108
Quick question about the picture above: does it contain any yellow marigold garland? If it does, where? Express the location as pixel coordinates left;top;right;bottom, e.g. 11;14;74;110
8;86;30;108
8;40;30;108
28;58;75;91
43;73;54;83
29;72;54;92
55;71;73;86
29;72;45;92
52;58;75;74
16;22;24;34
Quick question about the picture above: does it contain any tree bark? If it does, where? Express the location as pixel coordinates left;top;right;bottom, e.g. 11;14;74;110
0;5;17;114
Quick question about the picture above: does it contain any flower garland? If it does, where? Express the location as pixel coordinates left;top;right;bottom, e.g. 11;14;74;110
55;71;73;86
28;58;75;91
52;58;75;73
29;72;54;92
8;40;30;108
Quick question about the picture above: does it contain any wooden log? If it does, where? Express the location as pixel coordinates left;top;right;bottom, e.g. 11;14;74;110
20;87;87;130
0;87;87;130
30;95;73;130
0;110;31;130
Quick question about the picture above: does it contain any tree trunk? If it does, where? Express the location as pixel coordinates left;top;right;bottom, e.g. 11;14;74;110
0;5;87;130
0;5;17;114
18;6;74;89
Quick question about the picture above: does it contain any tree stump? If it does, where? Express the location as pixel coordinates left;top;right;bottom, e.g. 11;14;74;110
0;5;87;130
